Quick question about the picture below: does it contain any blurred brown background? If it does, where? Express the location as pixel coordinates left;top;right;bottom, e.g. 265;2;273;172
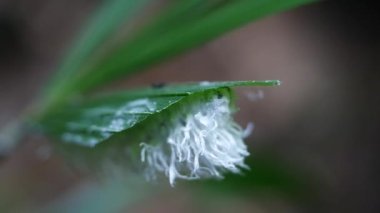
0;0;379;212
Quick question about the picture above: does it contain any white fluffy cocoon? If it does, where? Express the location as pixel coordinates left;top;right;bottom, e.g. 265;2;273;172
140;94;252;186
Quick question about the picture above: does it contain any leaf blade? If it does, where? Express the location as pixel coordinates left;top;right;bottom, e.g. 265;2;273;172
75;0;312;93
42;0;312;109
39;80;279;147
41;0;151;109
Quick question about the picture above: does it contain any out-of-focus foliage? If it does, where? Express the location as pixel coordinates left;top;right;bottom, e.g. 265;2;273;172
41;0;314;110
194;153;319;202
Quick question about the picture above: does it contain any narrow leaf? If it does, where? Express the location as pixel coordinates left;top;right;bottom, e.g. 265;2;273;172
42;0;313;109
38;80;279;185
41;0;150;108
73;0;312;93
39;80;279;147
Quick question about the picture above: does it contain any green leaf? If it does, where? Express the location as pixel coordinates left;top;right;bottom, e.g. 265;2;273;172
38;80;279;147
41;0;313;109
74;0;313;93
45;0;149;88
41;0;151;109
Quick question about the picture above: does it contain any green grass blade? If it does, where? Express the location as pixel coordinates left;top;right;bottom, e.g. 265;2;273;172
38;80;279;147
36;80;280;187
41;0;150;107
42;0;313;109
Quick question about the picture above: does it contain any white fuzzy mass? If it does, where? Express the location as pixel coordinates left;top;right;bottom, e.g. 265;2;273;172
140;95;251;186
